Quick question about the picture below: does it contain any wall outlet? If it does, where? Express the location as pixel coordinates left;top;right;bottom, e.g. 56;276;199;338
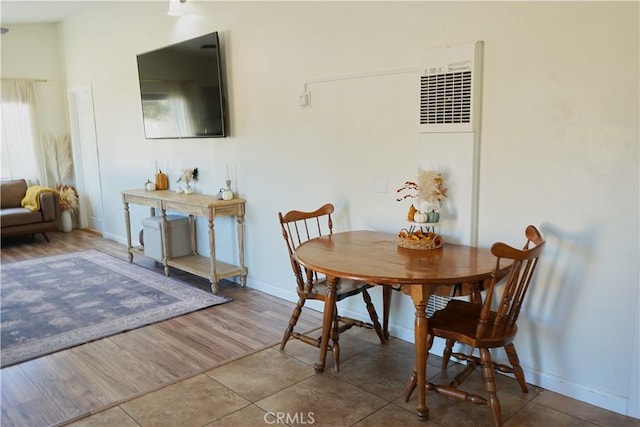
298;91;310;107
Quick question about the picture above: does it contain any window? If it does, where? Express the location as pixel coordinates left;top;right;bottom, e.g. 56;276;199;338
1;80;41;183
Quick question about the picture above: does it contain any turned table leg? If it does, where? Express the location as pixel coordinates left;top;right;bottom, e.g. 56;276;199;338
208;217;218;294
123;200;133;262
410;285;431;421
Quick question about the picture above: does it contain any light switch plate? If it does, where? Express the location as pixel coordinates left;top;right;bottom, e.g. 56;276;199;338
373;174;387;193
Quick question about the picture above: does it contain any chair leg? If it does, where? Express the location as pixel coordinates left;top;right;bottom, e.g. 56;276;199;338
404;365;417;402
480;348;502;427
361;288;385;344
331;306;341;372
42;232;50;242
442;338;455;369
505;343;528;393
404;334;433;402
280;298;305;351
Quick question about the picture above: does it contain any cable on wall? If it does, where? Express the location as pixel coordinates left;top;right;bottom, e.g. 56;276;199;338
299;67;418;108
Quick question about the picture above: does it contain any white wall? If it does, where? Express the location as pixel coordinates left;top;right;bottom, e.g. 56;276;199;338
5;0;638;418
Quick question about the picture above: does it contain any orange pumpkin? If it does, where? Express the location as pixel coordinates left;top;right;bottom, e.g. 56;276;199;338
407;204;417;221
155;171;169;190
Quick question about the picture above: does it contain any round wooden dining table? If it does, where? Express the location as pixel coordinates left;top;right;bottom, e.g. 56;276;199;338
294;230;505;421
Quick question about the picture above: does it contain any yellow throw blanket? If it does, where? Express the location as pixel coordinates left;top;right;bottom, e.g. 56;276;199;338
21;186;58;212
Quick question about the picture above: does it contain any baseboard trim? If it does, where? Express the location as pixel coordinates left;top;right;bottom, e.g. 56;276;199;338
375;321;631;417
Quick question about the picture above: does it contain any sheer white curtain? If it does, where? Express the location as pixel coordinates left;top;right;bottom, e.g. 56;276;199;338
1;79;47;185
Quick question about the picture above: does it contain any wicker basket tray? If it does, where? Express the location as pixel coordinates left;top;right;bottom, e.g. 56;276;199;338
397;236;444;250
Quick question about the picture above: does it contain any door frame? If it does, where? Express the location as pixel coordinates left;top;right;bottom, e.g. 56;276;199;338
67;84;104;232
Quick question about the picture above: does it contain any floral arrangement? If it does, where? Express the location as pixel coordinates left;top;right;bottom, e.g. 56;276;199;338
177;167;199;187
56;184;79;213
396;169;448;207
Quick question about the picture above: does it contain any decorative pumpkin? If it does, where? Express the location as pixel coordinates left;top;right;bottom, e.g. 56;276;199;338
222;189;233;200
155;170;169;190
407;204;417;221
413;211;428;223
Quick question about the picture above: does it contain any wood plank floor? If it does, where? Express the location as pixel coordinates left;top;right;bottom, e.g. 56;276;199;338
1;230;320;427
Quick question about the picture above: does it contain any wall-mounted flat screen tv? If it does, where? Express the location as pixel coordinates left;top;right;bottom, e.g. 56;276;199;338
136;31;227;139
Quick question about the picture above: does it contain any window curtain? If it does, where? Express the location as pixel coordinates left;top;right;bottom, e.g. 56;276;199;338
1;79;47;185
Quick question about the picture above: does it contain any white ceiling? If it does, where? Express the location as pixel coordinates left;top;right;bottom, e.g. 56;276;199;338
1;1;93;25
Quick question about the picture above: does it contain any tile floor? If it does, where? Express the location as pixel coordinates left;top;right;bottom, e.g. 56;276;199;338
68;328;638;427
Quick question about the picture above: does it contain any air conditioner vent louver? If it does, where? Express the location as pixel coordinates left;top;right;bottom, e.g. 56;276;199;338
420;70;472;125
418;41;482;133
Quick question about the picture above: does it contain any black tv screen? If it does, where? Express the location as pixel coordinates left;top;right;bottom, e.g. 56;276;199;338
136;31;227;139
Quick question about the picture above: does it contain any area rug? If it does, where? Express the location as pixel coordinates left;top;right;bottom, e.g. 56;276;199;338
0;250;231;368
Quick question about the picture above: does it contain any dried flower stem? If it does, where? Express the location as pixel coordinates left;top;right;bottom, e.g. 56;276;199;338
56;184;79;213
396;169;448;206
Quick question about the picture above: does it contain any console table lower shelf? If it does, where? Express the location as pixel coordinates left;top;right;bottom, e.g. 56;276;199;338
167;255;244;286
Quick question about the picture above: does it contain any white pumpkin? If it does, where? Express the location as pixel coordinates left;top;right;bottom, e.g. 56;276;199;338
413;211;428;223
222;189;234;200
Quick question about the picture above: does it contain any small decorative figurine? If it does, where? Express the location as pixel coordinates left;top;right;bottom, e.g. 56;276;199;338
176;167;198;194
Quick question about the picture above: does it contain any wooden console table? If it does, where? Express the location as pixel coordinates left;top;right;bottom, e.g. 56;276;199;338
122;189;247;294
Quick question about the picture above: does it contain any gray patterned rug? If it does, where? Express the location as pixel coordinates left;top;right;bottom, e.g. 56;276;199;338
0;250;231;368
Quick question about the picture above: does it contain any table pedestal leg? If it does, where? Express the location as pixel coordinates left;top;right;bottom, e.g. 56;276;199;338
314;275;337;373
411;285;431;421
382;286;392;341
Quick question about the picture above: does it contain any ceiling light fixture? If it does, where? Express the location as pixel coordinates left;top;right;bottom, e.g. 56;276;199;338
167;0;186;17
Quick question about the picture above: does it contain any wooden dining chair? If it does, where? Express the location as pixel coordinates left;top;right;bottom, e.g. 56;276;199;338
439;234;538;373
278;203;386;372
405;225;545;427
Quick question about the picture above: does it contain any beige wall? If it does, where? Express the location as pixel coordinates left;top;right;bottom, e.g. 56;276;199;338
3;1;638;417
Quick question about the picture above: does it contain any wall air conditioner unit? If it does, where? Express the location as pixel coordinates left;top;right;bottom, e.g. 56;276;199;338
419;41;483;133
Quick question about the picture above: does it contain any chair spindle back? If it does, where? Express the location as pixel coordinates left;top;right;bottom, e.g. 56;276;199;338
477;225;545;338
278;203;335;292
